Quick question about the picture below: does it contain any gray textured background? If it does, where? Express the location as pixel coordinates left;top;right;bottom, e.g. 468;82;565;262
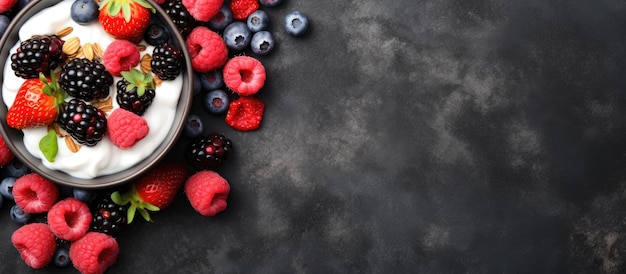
3;0;626;273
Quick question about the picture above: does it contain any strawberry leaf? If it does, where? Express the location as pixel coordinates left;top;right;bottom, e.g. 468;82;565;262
127;203;137;223
39;130;58;162
121;3;131;22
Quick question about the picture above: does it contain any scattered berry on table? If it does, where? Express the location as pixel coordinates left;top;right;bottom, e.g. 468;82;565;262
224;96;265;131
198;69;224;91
222;55;266;96
72;188;95;203
184;170;230;216
204;89;229;114
151;43;183;80
144;22;171;46
247;9;269;32
284;11;309;37
207;4;233;31
223;21;251;51
116;68;156;116
70;0;100;25
251;30;275;56
259;0;283;7
10;204;31;224
184;114;204;138
0;14;10;37
181;0;223;22
0;177;17;200
0;135;15;166
13;173;59;214
91;193;128;235
186;26;228;73
229;0;259;20
102;39;141;76
98;0;154;43
163;0;196;37
10;34;65;79
51;245;71;268
186;133;233;170
11;223;57;269
57;98;108;146
69;232;119;274
60;58;114;101
193;73;203;95
47;198;92;241
4;159;30;177
107;108;150;149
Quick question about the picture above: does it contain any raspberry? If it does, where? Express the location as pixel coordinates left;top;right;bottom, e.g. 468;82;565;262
225;96;264;131
223;56;266;96
0;135;15;166
102;39;141;76
108;108;150;149
11;223;57;269
13;173;59;213
186;26;228;73
47;198;92;241
229;0;259;20
182;0;223;22
184;170;230;216
70;232;119;274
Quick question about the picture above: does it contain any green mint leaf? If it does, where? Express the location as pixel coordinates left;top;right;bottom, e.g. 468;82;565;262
39;130;58;162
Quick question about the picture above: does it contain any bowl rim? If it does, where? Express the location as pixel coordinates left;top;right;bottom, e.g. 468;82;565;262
0;0;194;189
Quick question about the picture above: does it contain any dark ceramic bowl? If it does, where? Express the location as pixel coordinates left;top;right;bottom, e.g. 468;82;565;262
0;0;193;189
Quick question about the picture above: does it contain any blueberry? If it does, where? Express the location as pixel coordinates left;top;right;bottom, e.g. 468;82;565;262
72;188;94;203
4;159;29;177
208;5;233;31
144;23;171;46
204;89;230;115
284;11;309;37
70;0;99;25
0;177;17;201
184;114;204;139
52;246;71;268
259;0;283;7
251;31;275;56
10;204;31;224
247;10;269;32
0;15;10;38
199;70;224;91
223;22;252;51
193;73;203;96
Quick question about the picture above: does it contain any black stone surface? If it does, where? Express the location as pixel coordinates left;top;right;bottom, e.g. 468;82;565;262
3;0;626;273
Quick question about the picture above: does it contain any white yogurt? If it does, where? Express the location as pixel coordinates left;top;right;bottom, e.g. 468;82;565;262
1;0;183;179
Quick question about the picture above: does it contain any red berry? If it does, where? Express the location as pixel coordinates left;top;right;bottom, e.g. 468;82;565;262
0;135;15;166
223;56;266;96
185;26;228;73
225;96;265;131
70;232;119;274
103;39;141;76
229;0;259;20
184;170;230;216
11;223;57;269
182;0;223;22
0;0;18;13
107;108;150;149
47;198;92;241
13;173;59;214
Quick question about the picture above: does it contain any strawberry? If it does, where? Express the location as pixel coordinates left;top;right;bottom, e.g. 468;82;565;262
6;73;65;130
98;0;155;43
111;162;188;222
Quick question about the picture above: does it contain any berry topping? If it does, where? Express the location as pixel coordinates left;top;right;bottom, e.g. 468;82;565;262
223;21;252;51
70;0;100;25
222;55;266;96
0;176;16;201
7;73;66;130
229;0;259;20
186;26;228;73
204;89;229;114
57;98;108;146
10;35;65;79
11;223;57;269
47;198;92;241
144;23;171;46
107;108;150;149
60;58;114;101
151;43;183;80
91;193;127;235
284;11;309;37
0;135;15;166
182;0;223;22
98;0;155;43
250;30;275;56
186;132;232;169
69;232;119;274
12;173;59;214
102;39;141;77
184;170;230;216
224;96;264;131
116;68;156;115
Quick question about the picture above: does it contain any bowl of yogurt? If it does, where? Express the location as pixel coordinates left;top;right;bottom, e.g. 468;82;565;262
0;0;193;188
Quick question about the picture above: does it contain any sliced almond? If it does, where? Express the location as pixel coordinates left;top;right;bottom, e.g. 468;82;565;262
56;26;73;37
83;43;94;61
65;136;80;153
62;37;81;56
96;96;113;113
137;44;147;52
154;75;163;87
93;43;104;59
140;54;152;74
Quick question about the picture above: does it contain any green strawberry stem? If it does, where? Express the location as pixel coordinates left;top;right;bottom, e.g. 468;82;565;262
39;72;66;110
100;0;155;22
111;184;160;223
120;67;155;97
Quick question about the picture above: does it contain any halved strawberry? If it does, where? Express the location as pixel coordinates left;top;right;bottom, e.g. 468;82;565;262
6;73;65;130
111;162;188;222
98;0;155;43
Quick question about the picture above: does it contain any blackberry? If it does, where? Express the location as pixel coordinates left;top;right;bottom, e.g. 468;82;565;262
10;35;65;79
151;43;182;80
91;194;127;235
116;68;156;116
163;0;196;37
60;58;113;101
57;98;107;146
187;133;233;170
